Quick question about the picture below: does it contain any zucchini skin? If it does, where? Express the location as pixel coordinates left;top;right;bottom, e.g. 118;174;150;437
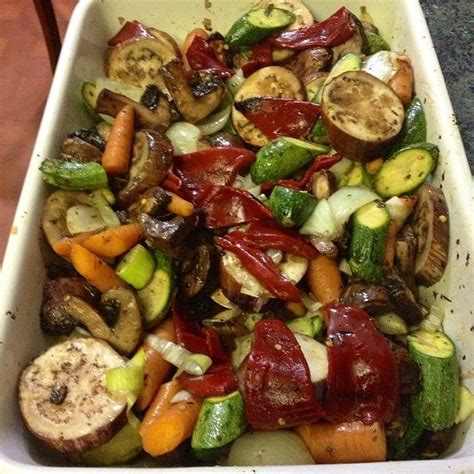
269;186;317;227
349;201;389;283
391;97;427;153
409;332;460;431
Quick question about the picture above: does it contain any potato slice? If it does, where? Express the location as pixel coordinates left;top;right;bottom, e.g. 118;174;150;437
232;66;305;147
321;71;404;162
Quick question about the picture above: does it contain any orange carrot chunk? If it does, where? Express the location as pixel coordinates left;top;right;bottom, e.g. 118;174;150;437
102;104;135;175
307;254;343;306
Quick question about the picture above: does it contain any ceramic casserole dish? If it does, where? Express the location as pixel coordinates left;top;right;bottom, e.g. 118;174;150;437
0;0;472;472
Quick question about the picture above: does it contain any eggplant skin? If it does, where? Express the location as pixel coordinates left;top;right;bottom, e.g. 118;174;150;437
118;130;173;207
340;283;392;315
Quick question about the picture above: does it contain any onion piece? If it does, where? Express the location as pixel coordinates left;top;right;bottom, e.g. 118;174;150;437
226;431;314;466
165;121;202;155
196;104;231;135
170;389;193;404
419;304;444;333
300;199;339;239
226;68;245;96
66;204;106;235
339;258;353;276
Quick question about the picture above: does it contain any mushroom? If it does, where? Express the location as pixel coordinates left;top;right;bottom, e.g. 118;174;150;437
18;338;127;454
395;223;418;294
286;47;332;84
161;58;226;123
308;169;337;200
331;14;368;64
340;283;392;315
95;88;171;132
118;130;173;207
63;287;143;356
206;131;246;149
60;136;103;163
127;186;171;218
40;277;99;335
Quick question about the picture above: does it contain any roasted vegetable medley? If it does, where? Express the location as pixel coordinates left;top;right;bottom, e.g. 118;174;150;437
18;0;473;467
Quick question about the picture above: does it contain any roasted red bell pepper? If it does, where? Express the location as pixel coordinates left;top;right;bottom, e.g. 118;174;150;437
324;304;400;424
234;98;321;139
271;7;357;50
216;235;301;302
226;220;318;260
180;361;238;398
243;319;324;429
186;34;234;77
172;301;226;360
174;147;255;188
260;154;342;192
194;185;272;229
241;40;273;77
107;20;153;46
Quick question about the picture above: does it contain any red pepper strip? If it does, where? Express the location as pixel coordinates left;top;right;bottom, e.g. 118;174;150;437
243;319;324;429
227;220;318;260
162;168;184;196
260;154;342;192
186;35;234;78
271;7;357;51
242;40;273;77
180;361;238;398
234;98;321;140
173;147;255;188
324;304;400;424
195;185;272;229
216;235;301;302
107;20;153;46
202;326;228;361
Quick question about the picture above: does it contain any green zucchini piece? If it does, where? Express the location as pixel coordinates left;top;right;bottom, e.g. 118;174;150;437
389;412;424;461
375;312;408;335
365;31;390;54
269;186;317;227
116;244;156;290
81;81;101;123
251;137;330;184
408;329;460;431
349;200;390;283
310;118;328;144
137;249;175;328
374;143;438;197
346;163;372;188
40;159;108;190
192;391;247;460
313;52;362;104
287;316;323;338
391;97;427;152
225;7;295;50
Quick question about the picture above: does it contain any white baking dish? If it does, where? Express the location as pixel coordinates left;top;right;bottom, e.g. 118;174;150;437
0;0;472;472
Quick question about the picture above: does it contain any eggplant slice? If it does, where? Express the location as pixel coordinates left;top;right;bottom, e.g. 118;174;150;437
321;70;404;162
411;184;449;286
118;130;173;207
19;338;127;454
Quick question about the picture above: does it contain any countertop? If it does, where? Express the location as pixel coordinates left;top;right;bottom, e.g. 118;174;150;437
420;0;473;172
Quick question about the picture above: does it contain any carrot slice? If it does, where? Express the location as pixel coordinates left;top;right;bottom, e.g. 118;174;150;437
307;254;343;306
102;104;135;175
82;223;144;258
383;219;399;268
70;244;128;292
140;380;202;457
166;192;194;217
135;318;177;412
296;421;387;463
52;231;97;258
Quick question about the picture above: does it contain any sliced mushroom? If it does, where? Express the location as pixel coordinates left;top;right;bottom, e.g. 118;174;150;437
340;283;392;315
383;268;424;325
412;184;449;287
60;136;103;163
161;59;225;123
118;130;173;207
207;131;245;148
63;288;143;356
128;186;171;218
309;235;338;259
331;15;368;64
220;251;308;311
95;88;171;132
139;213;198;260
232;66;305;147
69;128;106;151
386;339;421;396
19;338;127;453
285;47;332;84
308;169;337;199
40;277;99;335
395;224;418;294
321;71;405;162
105;32;181;93
42;190;92;247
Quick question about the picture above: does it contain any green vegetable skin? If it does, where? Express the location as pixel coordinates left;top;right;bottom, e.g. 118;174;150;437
365;31;390;54
269;186;317;227
81;81;101;122
251;137;329;184
391;97;427;152
116;244;156;289
40;159;108;190
408;330;460;431
192;391;246;460
225;7;295;50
